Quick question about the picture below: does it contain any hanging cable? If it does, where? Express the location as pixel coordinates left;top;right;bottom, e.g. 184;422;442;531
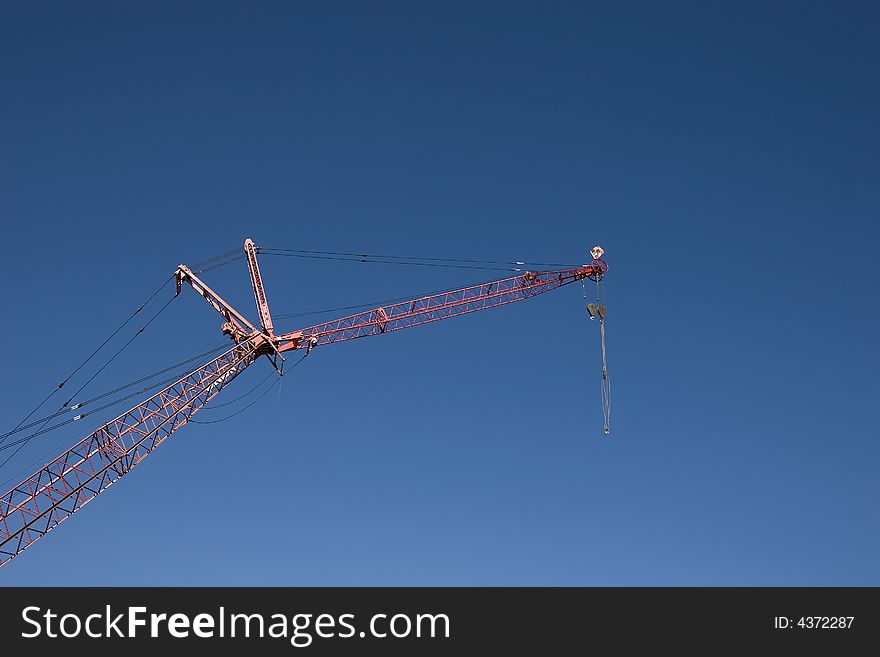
188;379;279;424
582;279;610;435
0;275;174;448
274;266;587;322
0;412;109;492
198;369;276;410
599;309;611;436
191;248;247;274
238;244;583;321
0;286;179;470
259;251;523;272
0;344;229;442
190;351;307;425
0;341;237;487
195;256;247;274
0;371;190;452
258;246;580;269
274;281;499;321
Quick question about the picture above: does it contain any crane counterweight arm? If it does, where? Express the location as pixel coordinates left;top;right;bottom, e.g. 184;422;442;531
0;341;259;567
276;263;607;353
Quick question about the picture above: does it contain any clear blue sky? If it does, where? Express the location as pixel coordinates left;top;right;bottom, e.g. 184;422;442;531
0;2;876;585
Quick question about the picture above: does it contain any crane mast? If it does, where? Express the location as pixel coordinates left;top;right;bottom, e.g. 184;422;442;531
0;239;608;567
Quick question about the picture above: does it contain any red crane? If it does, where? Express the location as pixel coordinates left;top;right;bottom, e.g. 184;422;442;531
0;239;608;567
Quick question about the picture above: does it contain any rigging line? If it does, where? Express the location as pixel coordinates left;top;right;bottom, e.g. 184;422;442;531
0;341;251;486
258;247;579;269
192;247;241;264
601;377;611;436
0;293;178;470
273;291;458;321
78;343;229;403
599;310;610;435
0;375;178;445
193;334;237;353
189;351;308;425
190;248;245;271
259;252;523;272
0;344;228;441
193;253;247;274
600;317;608;379
0;371;192;452
59;294;178;410
581;278;610;434
283;350;309;374
189;379;279;425
0;275;173;445
199;369;276;410
0;413;108;491
595;364;611;438
273;268;577;322
274;297;418;320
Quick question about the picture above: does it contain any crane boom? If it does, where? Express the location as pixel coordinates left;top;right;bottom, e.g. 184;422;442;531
0;238;608;567
0;341;258;567
275;265;606;353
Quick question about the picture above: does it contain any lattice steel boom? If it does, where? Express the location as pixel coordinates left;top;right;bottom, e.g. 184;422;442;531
275;265;607;353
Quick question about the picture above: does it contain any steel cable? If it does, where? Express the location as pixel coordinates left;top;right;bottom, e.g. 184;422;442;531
0;275;174;448
0;288;178;470
0;344;228;441
258;246;579;269
191;351;308;424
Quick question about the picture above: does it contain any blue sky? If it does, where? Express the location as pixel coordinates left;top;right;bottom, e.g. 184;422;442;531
0;1;877;585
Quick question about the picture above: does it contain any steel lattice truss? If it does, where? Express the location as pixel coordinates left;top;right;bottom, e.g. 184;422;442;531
0;342;257;566
277;268;601;352
0;238;607;567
